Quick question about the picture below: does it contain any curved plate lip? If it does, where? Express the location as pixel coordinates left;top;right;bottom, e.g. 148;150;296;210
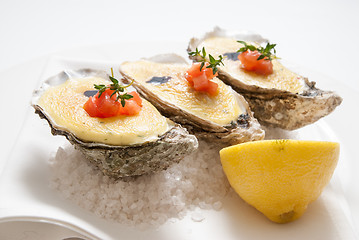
0;215;101;240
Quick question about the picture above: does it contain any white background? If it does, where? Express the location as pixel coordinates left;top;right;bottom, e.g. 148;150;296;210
0;0;358;238
1;0;359;89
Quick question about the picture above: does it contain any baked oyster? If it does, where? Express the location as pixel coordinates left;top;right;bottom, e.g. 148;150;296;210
32;69;198;178
188;27;342;130
120;54;264;145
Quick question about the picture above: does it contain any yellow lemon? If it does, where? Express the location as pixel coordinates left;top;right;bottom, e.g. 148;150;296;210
219;140;340;223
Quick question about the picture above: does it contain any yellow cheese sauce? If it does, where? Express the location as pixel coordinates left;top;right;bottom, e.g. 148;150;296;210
121;61;245;126
37;77;171;145
198;37;306;94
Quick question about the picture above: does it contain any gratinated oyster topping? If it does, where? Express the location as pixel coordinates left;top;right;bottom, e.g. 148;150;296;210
37;76;171;146
120;60;244;126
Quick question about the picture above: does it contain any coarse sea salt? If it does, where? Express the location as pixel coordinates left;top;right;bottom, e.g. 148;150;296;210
49;140;230;227
49;128;296;227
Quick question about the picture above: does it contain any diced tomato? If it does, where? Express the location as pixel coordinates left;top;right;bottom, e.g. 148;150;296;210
238;50;273;75
83;96;104;118
193;72;209;91
186;62;206;77
185;73;193;85
95;90;120;118
204;67;218;79
83;88;142;118
128;91;142;107
118;99;142;116
206;80;219;96
186;62;218;79
185;62;218;96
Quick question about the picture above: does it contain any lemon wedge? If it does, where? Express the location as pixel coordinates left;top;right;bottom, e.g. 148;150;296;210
219;140;340;223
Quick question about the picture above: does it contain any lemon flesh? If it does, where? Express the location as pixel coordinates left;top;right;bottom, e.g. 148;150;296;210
219;140;340;223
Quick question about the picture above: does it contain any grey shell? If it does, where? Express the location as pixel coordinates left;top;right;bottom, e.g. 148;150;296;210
32;69;198;178
187;27;343;130
120;54;265;145
217;73;342;130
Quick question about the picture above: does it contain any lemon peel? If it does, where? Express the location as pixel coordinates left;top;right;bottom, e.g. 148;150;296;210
219;140;340;223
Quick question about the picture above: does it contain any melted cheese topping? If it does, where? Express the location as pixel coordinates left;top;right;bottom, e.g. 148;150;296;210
121;61;244;126
37;77;171;145
198;37;306;94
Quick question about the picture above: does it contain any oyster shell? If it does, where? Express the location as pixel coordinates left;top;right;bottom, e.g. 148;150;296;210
119;54;264;145
32;68;198;178
188;27;343;130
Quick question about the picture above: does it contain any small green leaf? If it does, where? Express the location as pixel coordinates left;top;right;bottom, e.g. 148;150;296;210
189;48;200;56
237;40;247;45
257;55;265;60
122;93;133;100
94;84;106;90
200;62;205;71
121;99;126;107
109;76;118;84
110;90;118;98
202;47;206;58
248;45;256;51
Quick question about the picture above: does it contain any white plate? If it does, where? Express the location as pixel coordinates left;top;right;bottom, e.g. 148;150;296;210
0;42;358;240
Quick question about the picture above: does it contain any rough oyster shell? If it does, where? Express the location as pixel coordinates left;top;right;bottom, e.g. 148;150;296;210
120;54;264;145
188;27;342;130
32;68;198;178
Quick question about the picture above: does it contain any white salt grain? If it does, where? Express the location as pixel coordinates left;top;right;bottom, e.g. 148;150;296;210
212;201;222;211
191;210;205;222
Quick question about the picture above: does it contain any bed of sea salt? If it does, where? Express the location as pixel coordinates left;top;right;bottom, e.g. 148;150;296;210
49;127;296;227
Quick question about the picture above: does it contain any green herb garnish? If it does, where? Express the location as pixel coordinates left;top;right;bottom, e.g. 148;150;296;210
94;68;134;107
237;41;277;61
188;47;224;74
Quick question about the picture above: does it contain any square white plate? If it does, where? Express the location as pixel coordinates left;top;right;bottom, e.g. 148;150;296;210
0;42;358;239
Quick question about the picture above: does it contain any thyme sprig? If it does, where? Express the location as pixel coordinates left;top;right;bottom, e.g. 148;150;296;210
188;47;224;74
237;41;278;61
94;68;134;107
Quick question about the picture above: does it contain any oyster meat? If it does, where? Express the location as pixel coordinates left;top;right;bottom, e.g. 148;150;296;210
32;69;198;178
120;54;264;145
188;27;342;130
